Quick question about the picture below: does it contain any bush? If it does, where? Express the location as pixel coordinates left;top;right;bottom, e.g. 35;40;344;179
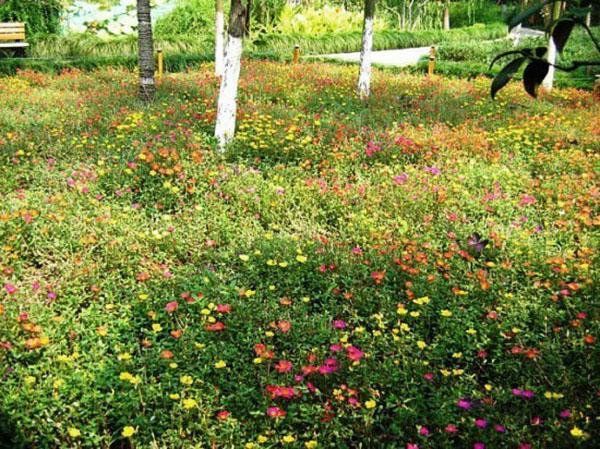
0;0;62;35
154;0;216;38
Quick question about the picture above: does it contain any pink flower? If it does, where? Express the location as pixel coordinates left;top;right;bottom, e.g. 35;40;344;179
266;407;286;418
330;344;342;352
494;424;506;433
332;320;347;329
519;444;532;449
318;358;339;375
474;443;485;449
346;346;364;362
406;444;419;449
424;166;441;175
365;141;382;157
423;372;434;381
457;399;472;410
393;173;409;185
559;409;571;419
165;301;179;313
419;426;430;436
216;304;231;313
475;418;487;429
445;424;458;433
4;284;17;295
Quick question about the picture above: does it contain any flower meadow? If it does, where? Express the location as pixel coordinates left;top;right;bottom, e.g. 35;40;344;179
0;62;598;449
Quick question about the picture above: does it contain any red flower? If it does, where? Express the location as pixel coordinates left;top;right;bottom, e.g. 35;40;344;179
205;322;226;332
216;304;231;313
216;410;230;420
165;301;179;313
346;346;364;362
275;360;293;373
371;271;386;284
277;321;291;333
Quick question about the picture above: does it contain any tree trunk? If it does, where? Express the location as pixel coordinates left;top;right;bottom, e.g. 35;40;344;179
357;0;376;99
585;10;591;28
215;0;225;76
214;0;250;151
137;0;155;102
443;4;450;30
542;0;561;91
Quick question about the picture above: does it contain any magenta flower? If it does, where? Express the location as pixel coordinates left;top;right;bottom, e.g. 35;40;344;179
475;418;487;429
418;426;430;436
4;284;17;295
393;173;409;185
457;399;472;410
164;301;179;313
406;444;419;449
494;424;506;433
266;407;286;418
522;390;535;399
474;443;485;449
332;320;347;330
559;409;571;419
424;166;441;175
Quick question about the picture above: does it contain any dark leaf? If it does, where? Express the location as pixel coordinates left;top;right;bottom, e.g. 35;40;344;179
491;57;526;99
552;19;576;53
523;60;549;97
509;0;555;29
489;50;525;70
534;46;547;58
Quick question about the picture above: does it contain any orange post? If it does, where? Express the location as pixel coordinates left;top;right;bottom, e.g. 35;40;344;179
293;45;300;64
428;46;436;76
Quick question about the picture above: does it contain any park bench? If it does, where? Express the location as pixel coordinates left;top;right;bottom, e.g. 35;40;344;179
0;22;29;56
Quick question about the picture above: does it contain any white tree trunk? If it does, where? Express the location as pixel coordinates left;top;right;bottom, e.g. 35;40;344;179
215;3;225;76
443;6;450;30
357;15;374;98
215;35;243;150
542;35;557;90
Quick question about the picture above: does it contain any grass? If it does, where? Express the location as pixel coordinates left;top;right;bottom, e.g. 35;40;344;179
0;61;598;449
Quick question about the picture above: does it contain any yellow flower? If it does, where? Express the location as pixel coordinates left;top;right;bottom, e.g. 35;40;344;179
214;360;227;369
24;376;36;386
169;393;180;400
122;426;136;438
67;427;81;438
296;255;307;263
180;375;193;386
278;261;288;268
182;398;198;409
417;341;427;350
466;328;477;335
365;399;377;409
441;309;453;317
282;435;296;444
570;426;584;438
118;353;132;361
257;435;268;443
152;323;162;333
305;441;318;449
245;444;256;449
239;254;249;262
119;372;133;381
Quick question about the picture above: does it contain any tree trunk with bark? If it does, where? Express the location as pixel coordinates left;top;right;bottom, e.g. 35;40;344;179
542;0;561;91
357;0;376;99
215;0;225;76
214;0;250;151
137;0;155;102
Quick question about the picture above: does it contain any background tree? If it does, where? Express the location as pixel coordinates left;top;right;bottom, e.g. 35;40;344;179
137;0;155;102
214;0;251;150
541;0;562;90
357;0;376;98
215;0;225;76
443;0;450;30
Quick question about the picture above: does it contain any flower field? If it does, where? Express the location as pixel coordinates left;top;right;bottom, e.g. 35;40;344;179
0;62;598;449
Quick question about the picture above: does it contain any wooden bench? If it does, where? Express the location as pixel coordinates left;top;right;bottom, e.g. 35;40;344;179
0;23;29;56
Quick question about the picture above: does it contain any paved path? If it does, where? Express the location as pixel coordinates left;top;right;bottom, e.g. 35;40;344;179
316;28;544;68
319;46;431;67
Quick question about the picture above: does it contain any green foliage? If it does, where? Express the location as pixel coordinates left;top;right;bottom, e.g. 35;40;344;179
0;61;598;449
448;0;510;28
254;22;508;55
0;0;63;35
154;0;217;38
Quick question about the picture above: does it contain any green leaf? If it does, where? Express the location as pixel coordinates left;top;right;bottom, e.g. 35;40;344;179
491;57;526;99
523;60;549;97
489;50;525;70
552;19;576;53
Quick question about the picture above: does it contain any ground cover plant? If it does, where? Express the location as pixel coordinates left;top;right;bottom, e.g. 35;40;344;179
0;61;599;448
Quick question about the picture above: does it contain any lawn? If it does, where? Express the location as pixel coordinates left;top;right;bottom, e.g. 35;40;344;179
0;62;598;449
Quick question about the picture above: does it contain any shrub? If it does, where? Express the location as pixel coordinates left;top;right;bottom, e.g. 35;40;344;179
0;0;63;35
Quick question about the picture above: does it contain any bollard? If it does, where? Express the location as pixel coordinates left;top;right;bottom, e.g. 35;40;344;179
293;45;300;64
427;46;436;76
157;49;164;78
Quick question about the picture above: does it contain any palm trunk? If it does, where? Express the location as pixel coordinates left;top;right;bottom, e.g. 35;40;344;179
214;0;250;151
542;0;561;91
357;0;376;99
443;3;450;30
215;0;225;76
137;0;155;102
